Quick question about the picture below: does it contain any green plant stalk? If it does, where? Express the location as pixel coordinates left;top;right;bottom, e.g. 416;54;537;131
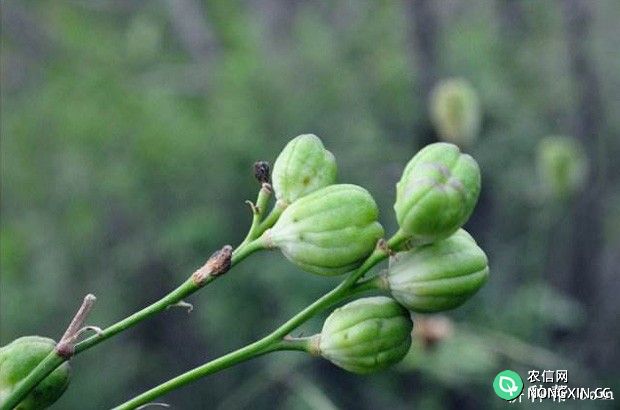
348;274;388;295
114;239;398;410
113;337;312;410
238;185;273;249
0;239;264;410
255;201;285;235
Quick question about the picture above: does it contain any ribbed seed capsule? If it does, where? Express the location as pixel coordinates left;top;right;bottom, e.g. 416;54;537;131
271;134;337;205
394;142;480;246
317;297;413;374
387;229;489;313
0;336;71;410
262;184;384;276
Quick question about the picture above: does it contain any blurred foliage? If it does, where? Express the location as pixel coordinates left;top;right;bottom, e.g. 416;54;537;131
1;1;619;409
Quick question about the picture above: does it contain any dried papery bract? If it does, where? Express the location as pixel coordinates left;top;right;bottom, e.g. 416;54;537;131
262;184;384;276
253;161;271;185
316;297;413;374
192;245;233;286
394;142;480;247
387;229;489;313
0;337;71;410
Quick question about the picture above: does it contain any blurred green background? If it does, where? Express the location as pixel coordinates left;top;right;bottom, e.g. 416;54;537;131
1;0;619;409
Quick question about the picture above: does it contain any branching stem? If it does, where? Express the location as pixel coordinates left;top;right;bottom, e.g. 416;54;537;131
255;201;286;235
113;237;397;409
0;238;259;410
238;183;273;248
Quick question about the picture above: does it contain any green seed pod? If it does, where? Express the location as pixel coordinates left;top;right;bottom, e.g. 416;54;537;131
316;296;413;374
430;78;481;146
0;336;71;410
271;134;337;205
537;136;588;199
394;142;480;246
387;229;489;313
263;184;384;276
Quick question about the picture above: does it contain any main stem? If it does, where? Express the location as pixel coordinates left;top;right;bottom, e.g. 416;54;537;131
114;246;391;409
0;240;263;410
113;286;347;410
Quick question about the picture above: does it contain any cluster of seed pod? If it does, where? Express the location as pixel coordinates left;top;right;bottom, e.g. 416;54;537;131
255;135;488;373
1;134;489;408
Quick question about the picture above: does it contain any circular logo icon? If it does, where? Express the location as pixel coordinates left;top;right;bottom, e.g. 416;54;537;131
493;370;524;400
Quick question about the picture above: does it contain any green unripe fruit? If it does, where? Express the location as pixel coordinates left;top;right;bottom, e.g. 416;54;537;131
537;136;587;199
271;134;337;205
0;336;71;410
316;297;413;374
263;184;384;276
430;78;481;146
394;142;480;246
387;229;489;313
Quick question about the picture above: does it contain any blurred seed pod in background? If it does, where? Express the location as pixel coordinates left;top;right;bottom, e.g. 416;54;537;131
430;78;481;147
387;229;489;313
263;184;384;276
0;336;71;410
125;15;162;63
394;143;481;247
271;134;337;206
414;315;454;349
537;135;588;200
316;296;413;374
